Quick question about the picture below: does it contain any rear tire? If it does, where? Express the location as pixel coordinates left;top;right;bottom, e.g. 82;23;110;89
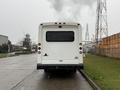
44;69;49;73
67;69;76;73
72;69;76;73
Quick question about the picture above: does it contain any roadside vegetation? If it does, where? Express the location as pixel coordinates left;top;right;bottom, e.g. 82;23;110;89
0;53;7;58
84;54;120;90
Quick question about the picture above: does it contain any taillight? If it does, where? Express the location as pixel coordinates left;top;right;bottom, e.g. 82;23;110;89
38;51;41;54
79;51;82;54
38;47;41;50
79;43;82;45
38;43;41;46
79;43;82;54
79;47;82;50
38;43;41;54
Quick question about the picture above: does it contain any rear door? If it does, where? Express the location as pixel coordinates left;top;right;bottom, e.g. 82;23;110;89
42;26;79;63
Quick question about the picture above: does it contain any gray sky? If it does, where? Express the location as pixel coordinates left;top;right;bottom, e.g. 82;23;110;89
0;0;119;44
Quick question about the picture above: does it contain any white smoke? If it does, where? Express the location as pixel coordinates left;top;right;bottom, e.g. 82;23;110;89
47;0;96;21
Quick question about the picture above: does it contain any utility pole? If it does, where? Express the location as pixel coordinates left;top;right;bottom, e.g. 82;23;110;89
95;0;108;43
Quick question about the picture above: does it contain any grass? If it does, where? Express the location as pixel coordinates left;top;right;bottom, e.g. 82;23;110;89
0;53;7;58
84;54;120;90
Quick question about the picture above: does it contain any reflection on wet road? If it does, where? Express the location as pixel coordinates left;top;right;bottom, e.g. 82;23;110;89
0;54;93;90
12;70;93;90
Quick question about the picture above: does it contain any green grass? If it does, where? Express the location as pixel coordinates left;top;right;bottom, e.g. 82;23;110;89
84;54;120;90
0;53;7;58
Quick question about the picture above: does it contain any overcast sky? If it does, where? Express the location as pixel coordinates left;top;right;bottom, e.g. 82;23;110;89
0;0;120;44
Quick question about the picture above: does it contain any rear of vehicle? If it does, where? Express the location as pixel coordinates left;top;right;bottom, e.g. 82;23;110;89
37;22;83;71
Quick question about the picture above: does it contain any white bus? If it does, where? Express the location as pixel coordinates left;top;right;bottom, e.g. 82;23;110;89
37;22;83;72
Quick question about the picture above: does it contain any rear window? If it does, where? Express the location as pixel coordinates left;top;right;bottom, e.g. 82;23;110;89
46;31;74;42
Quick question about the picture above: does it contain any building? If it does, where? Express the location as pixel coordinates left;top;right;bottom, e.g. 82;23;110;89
83;41;96;53
0;35;8;45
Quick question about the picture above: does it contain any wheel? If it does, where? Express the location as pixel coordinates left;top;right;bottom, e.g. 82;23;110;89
71;69;76;73
66;69;76;73
44;69;48;73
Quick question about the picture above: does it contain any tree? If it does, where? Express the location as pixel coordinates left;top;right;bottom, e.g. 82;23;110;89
8;40;12;52
0;44;8;53
23;34;31;51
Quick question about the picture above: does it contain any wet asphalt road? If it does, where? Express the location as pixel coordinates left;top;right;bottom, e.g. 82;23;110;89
0;54;93;90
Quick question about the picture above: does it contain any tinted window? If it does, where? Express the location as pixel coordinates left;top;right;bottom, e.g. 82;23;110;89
46;31;74;42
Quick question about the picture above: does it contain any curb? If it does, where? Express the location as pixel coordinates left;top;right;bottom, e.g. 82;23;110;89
78;69;101;90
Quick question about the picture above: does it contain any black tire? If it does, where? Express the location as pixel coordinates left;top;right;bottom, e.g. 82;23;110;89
44;69;48;73
80;65;84;70
66;69;76;73
71;69;76;73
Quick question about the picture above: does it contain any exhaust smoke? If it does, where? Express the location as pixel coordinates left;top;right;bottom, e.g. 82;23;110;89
47;0;96;21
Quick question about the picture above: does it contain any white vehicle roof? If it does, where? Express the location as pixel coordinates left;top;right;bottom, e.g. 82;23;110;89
40;22;81;26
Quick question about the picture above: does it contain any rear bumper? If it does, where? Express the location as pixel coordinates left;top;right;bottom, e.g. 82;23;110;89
37;64;84;70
